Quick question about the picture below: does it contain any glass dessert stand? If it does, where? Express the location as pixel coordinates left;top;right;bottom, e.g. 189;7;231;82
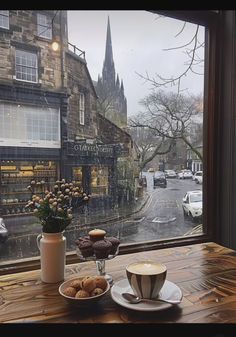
76;247;119;284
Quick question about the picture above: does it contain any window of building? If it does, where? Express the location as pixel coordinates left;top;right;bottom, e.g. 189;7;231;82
79;93;85;125
0;102;60;148
72;167;83;188
37;13;52;40
15;49;38;83
91;166;109;196
0;10;9;29
0;160;58;217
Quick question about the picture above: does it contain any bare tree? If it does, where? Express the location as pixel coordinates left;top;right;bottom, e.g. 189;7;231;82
129;90;203;162
137;17;204;93
128;126;173;170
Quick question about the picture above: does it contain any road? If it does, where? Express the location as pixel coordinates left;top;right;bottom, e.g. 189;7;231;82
0;173;202;262
91;172;202;243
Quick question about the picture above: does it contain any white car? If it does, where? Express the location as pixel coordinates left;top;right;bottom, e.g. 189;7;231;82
164;169;177;178
182;190;202;221
193;171;203;184
178;169;193;179
195;175;202;184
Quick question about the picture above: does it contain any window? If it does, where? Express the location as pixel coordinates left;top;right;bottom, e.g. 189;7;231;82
0;160;58;217
0;102;60;148
0;10;9;29
37;13;52;39
1;10;229;273
15;49;38;83
91;166;109;195
72;167;83;187
79;93;85;125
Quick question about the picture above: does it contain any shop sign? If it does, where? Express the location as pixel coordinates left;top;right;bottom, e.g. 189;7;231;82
67;142;114;157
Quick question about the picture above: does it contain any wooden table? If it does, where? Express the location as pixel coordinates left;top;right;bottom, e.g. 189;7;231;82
1;242;236;324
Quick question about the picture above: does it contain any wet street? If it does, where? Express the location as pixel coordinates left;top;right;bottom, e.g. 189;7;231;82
0;173;202;262
96;173;202;243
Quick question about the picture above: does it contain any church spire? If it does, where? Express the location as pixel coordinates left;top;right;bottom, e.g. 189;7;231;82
104;16;114;67
102;16;116;88
96;15;127;128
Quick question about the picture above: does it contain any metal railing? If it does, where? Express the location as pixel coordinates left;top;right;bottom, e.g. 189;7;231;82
68;42;85;59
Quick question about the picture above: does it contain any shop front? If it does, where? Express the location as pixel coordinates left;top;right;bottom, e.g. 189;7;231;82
63;141;117;211
0;147;60;219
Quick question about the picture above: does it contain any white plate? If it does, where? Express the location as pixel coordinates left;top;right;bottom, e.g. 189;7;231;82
110;279;183;311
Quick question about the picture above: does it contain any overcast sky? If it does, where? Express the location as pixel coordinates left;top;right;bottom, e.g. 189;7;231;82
67;10;205;117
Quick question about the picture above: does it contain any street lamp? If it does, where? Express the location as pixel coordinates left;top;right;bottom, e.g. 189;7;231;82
51;40;60;51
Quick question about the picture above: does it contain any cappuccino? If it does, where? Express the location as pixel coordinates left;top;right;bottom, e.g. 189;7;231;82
126;261;167;299
126;261;166;275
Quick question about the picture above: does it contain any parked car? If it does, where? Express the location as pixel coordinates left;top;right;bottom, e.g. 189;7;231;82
153;171;167;188
139;176;147;187
182;190;202;221
195;176;202;184
164;169;177;178
148;167;155;172
193;171;203;184
178;169;193;179
0;218;8;243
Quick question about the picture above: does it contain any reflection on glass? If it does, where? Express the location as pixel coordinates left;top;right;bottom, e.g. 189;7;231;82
91;166;109;196
72;167;82;187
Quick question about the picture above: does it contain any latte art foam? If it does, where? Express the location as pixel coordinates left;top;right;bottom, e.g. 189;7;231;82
127;262;166;275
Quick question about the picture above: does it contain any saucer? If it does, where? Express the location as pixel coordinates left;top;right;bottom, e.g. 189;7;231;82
110;279;183;312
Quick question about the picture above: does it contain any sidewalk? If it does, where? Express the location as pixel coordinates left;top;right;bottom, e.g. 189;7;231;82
75;191;150;228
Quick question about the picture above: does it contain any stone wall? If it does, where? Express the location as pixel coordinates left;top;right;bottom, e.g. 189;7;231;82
0;10;67;89
98;113;131;151
66;51;98;140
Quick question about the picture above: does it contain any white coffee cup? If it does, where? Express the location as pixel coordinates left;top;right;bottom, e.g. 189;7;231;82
126;261;167;299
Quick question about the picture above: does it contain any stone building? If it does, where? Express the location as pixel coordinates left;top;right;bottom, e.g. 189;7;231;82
0;10;122;221
95;17;127;129
98;114;140;205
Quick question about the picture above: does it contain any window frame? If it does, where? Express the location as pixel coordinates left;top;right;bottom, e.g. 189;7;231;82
15;49;38;83
0;10;9;30
79;92;85;125
0;10;222;275
37;13;52;40
0;101;61;148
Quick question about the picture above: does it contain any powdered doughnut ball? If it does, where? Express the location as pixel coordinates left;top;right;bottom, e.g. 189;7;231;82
63;286;77;297
94;276;107;290
91;287;104;296
70;279;82;290
75;289;90;298
81;276;96;292
81;276;90;286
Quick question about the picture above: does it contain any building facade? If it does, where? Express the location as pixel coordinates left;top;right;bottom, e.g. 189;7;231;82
0;10;130;222
0;10;67;219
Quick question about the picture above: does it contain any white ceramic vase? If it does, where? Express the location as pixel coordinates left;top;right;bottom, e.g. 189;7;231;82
36;231;66;283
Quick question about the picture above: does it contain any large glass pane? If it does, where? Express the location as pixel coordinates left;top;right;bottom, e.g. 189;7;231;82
0;10;206;264
67;10;205;243
0;102;60;147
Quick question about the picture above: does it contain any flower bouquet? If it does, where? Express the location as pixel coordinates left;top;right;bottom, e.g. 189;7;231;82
25;179;90;233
